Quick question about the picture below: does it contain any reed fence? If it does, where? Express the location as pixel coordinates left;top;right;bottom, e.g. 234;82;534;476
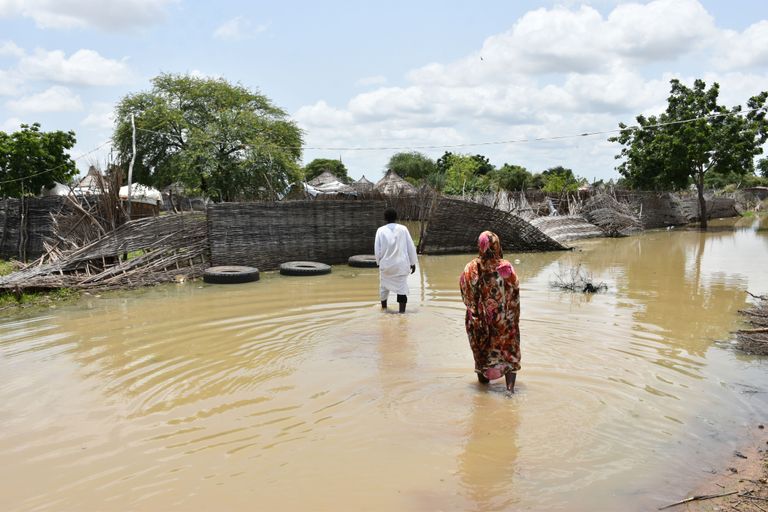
419;198;567;254
207;200;386;270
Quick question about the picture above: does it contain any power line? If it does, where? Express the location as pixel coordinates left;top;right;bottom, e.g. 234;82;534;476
133;106;766;153
0;139;112;186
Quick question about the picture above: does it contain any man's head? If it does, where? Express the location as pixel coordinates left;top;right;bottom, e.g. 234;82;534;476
384;207;398;223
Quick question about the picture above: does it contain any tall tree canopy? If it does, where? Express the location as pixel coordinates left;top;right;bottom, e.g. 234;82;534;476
435;152;492;195
610;78;767;227
113;73;303;202
490;164;532;191
386;151;436;185
540;165;582;195
0;123;77;197
303;158;350;183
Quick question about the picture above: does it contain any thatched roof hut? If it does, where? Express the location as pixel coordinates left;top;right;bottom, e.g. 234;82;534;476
374;169;417;196
352;175;374;194
305;171;356;196
308;171;342;187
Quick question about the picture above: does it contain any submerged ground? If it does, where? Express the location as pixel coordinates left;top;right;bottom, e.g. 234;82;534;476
1;216;767;511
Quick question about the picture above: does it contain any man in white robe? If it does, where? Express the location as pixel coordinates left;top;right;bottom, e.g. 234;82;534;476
374;207;418;313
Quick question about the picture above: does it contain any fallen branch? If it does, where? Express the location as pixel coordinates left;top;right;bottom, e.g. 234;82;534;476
658;491;738;510
738;328;768;334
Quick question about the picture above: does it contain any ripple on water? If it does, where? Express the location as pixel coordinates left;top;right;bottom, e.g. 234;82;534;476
1;229;767;512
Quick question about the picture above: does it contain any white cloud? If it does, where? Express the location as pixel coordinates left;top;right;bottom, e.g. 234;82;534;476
296;0;768;181
0;40;24;58
356;75;387;87
0;69;23;95
81;101;115;129
7;85;83;112
0;116;23;132
712;21;768;71
0;0;177;30
19;48;132;86
213;16;268;41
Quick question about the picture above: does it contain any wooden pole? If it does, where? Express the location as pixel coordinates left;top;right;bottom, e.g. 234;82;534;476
127;113;136;220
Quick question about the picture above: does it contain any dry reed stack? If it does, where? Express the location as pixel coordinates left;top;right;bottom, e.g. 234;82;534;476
0;213;208;291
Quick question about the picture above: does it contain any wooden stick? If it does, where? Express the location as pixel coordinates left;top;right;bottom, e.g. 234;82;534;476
737;328;768;334
658;491;738;510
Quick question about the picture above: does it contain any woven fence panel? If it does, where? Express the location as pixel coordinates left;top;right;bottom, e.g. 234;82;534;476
0;197;71;260
530;216;604;243
420;198;567;254
632;192;689;229
208;200;386;269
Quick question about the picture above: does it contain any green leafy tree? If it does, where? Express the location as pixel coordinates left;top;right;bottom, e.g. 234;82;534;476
0;123;77;197
758;158;768;178
386;151;436;184
113;73;303;202
540;166;581;194
437;152;491;195
610;79;767;228
491;164;532;191
303;158;350;183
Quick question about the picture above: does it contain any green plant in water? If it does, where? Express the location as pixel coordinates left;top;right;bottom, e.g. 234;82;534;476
0;260;16;276
0;287;79;310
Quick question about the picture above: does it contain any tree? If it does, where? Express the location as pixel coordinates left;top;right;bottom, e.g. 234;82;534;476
303;158;350;183
113;73;303;202
490;164;532;191
758;158;768;179
610;79;767;228
436;152;491;195
0;123;77;197
540;166;581;195
386;151;436;184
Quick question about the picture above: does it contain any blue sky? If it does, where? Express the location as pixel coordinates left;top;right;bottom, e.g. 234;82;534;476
1;0;767;183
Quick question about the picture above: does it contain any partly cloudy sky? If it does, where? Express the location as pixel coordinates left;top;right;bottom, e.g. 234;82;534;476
0;0;766;182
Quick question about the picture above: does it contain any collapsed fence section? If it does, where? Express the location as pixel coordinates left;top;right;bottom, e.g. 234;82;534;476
207;200;386;270
0;213;208;291
419;198;568;254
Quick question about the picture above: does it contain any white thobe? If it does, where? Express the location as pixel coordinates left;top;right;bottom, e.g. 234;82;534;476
374;223;418;300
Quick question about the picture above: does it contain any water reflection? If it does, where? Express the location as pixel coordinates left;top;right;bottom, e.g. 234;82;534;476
458;392;520;512
1;217;767;511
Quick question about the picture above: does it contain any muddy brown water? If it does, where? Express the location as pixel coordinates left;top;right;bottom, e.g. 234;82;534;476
1;216;767;511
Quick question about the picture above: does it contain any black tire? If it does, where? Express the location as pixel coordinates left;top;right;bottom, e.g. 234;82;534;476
279;261;332;276
203;265;260;284
348;254;378;268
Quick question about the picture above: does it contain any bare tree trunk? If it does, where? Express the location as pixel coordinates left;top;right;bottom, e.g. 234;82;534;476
696;171;708;229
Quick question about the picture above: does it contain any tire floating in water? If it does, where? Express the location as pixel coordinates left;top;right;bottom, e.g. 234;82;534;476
348;254;378;268
203;266;260;284
279;261;332;276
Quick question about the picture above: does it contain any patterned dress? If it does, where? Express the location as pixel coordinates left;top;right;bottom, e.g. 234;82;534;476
459;231;521;380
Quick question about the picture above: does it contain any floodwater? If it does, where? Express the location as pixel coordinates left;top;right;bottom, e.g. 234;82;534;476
1;217;767;511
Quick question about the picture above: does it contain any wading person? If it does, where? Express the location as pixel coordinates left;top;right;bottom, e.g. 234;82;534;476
459;231;521;393
374;207;417;313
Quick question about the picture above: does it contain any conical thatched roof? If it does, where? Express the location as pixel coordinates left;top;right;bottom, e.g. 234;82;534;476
304;170;356;196
352;175;374;193
308;170;342;187
374;169;417;196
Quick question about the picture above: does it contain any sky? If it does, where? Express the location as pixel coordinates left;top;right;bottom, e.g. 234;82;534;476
0;0;767;183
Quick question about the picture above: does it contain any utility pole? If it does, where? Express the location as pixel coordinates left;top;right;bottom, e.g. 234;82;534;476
127;113;136;220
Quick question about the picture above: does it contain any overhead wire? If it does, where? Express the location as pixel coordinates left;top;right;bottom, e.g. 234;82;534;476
0;138;113;185
1;104;764;187
132;105;766;152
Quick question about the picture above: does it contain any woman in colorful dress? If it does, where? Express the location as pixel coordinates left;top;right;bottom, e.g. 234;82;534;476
459;231;521;393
